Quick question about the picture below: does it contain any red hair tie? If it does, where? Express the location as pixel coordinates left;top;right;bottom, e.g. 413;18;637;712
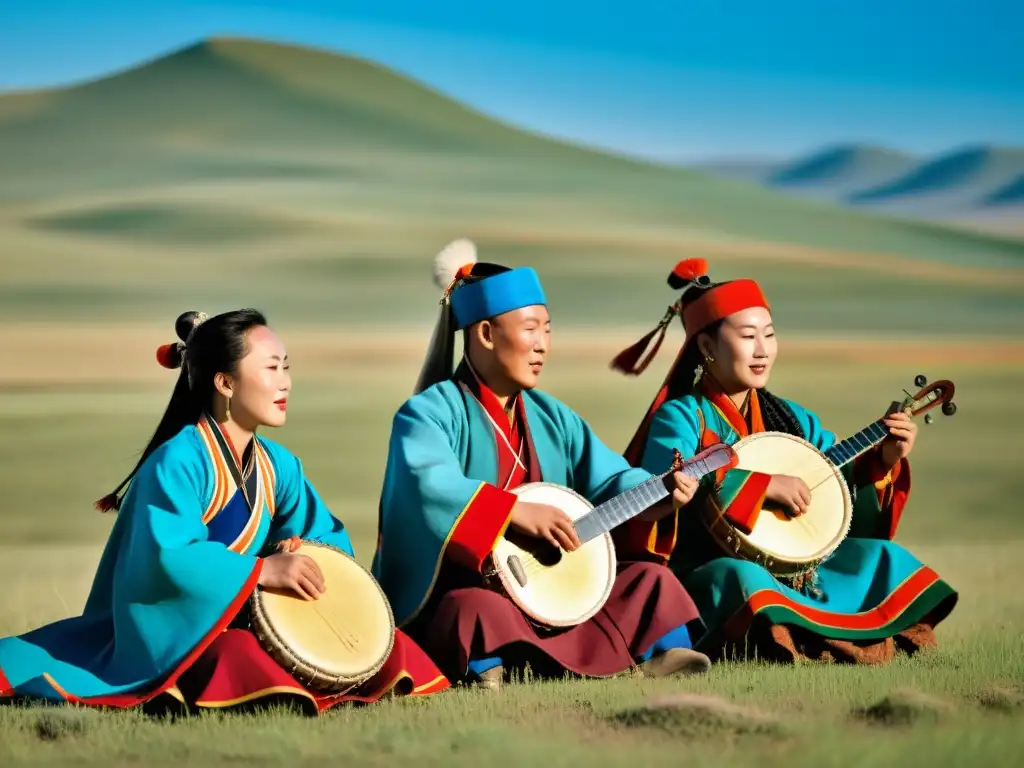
155;342;184;370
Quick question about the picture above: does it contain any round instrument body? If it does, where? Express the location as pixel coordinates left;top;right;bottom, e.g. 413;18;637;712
703;432;852;576
489;482;616;629
249;541;396;693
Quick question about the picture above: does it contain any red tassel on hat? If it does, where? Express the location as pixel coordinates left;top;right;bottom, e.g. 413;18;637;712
610;304;678;376
668;258;708;289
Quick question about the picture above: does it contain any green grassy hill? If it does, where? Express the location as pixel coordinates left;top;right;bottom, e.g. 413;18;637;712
2;37;1023;333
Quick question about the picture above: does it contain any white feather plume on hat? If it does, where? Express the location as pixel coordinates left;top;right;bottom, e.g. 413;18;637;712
414;238;478;395
432;238;478;291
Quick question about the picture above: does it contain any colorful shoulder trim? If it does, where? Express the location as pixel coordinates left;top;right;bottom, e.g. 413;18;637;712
194;416;278;554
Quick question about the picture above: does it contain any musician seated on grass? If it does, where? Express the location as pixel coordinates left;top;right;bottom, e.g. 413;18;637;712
371;240;712;690
610;259;958;664
0;309;448;714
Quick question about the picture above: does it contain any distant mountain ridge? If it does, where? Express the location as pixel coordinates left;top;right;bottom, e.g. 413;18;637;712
687;142;1024;220
768;144;917;193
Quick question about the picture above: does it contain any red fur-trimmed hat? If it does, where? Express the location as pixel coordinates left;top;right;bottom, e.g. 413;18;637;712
612;259;769;465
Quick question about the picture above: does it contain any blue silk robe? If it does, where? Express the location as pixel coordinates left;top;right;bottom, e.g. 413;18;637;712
0;417;353;705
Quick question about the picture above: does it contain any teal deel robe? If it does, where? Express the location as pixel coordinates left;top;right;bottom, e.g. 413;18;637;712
371;379;655;629
0;418;352;705
634;390;958;652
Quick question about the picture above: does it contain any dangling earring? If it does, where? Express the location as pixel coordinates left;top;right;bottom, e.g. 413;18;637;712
225;397;232;421
705;354;715;364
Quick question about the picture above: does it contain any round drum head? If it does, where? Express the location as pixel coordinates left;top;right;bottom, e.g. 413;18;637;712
253;542;395;685
733;432;852;565
498;482;616;628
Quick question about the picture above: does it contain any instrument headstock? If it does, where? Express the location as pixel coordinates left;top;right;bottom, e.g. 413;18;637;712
897;374;957;425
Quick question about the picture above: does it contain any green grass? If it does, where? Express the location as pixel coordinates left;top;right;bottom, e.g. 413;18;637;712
26;203;309;245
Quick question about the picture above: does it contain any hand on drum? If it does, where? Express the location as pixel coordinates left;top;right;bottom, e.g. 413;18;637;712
766;475;812;517
509;500;581;552
259;550;326;600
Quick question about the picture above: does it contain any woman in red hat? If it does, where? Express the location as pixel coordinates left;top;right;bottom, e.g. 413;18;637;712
610;259;958;664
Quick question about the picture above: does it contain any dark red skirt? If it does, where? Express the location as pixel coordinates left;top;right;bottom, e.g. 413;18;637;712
164;628;449;715
412;561;702;681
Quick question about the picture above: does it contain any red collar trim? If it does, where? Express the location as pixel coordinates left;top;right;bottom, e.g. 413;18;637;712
700;377;764;437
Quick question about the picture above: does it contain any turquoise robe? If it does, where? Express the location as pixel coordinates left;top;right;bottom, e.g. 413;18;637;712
371;379;660;630
634;391;958;652
0;416;353;705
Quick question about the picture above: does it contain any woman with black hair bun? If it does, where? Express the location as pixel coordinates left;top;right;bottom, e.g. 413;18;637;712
0;309;448;714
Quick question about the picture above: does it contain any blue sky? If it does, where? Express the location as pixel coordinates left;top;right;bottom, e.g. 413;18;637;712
1;1;1021;161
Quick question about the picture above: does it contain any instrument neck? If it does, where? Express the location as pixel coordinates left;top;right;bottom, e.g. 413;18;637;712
573;460;706;544
824;417;889;468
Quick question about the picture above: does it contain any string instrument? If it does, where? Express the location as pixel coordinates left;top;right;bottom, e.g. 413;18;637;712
702;374;956;577
249;541;396;693
483;443;738;629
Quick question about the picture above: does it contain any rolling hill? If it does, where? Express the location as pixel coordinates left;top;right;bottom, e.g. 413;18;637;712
690;143;1024;227
1;37;1023;335
849;145;1024;213
766;144;918;199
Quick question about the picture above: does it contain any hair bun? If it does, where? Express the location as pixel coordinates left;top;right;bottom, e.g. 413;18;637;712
174;311;206;342
156;342;184;370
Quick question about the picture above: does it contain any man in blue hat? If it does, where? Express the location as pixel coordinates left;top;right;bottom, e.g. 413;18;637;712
371;240;711;689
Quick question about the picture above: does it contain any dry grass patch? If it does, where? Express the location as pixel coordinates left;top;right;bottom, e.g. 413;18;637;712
852;688;956;727
611;692;785;739
974;685;1024;714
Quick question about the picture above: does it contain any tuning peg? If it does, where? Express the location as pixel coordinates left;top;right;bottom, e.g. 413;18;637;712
924;413;934;424
942;401;957;417
914;374;927;387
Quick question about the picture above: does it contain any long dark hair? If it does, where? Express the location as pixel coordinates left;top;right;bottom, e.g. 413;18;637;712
665;314;803;437
95;308;268;511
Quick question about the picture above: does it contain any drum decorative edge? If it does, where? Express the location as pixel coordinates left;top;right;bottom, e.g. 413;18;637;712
701;432;854;578
491;482;617;630
249;540;397;694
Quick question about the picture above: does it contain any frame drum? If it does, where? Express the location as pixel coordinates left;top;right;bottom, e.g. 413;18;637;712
704;432;852;576
249;541;396;693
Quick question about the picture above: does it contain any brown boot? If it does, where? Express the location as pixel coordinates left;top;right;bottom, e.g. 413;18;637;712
473;665;503;691
639;648;711;678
